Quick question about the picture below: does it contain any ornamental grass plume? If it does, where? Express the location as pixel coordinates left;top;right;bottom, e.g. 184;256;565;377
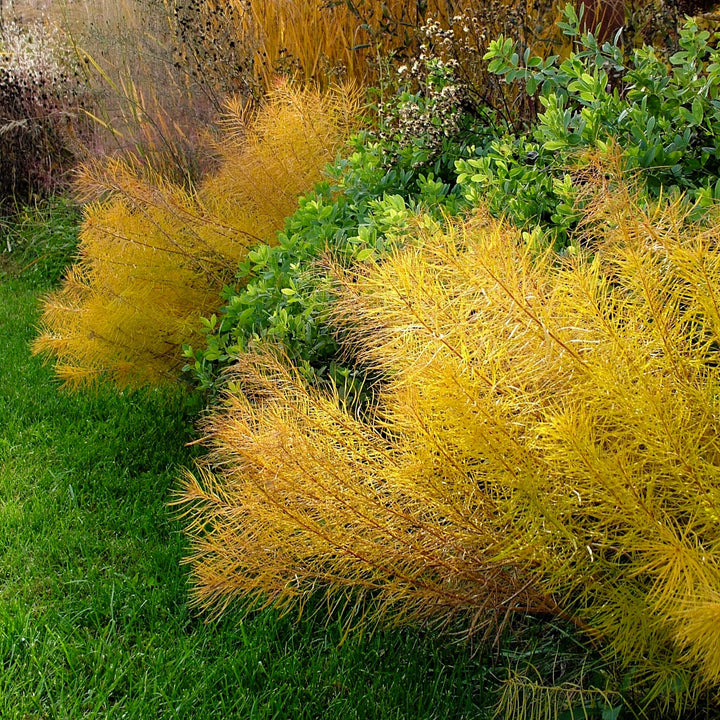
178;185;720;710
172;0;562;113
201;82;362;234
33;83;361;387
0;19;85;205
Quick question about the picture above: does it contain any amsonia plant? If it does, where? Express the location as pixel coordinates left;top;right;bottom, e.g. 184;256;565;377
33;83;361;387
178;182;720;712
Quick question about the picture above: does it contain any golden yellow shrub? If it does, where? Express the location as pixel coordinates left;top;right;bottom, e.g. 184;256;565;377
178;349;560;627
201;82;362;234
178;193;720;705
33;83;361;387
334;197;720;701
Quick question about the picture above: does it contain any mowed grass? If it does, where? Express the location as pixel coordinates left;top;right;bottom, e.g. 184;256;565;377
0;202;490;719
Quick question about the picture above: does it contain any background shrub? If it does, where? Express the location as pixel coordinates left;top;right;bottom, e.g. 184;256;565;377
626;0;719;51
456;9;720;247
179;0;561;98
0;20;85;207
0;0;561;190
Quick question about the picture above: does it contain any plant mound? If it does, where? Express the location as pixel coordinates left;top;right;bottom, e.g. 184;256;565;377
178;184;720;709
32;83;361;387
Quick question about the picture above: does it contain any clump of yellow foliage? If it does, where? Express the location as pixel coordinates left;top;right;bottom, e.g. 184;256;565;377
33;83;361;387
178;190;720;707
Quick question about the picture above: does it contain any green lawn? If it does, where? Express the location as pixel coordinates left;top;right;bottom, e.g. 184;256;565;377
0;203;489;718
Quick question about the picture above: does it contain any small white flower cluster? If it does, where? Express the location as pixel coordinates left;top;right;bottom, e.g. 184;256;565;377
0;20;84;200
0;20;81;120
376;19;468;165
442;5;545;126
1;21;70;84
448;12;488;55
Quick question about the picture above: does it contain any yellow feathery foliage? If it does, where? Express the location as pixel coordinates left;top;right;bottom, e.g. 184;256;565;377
201;82;362;234
178;191;720;706
175;213;577;629
333;199;720;702
33;192;238;387
33;83;361;387
177;349;561;627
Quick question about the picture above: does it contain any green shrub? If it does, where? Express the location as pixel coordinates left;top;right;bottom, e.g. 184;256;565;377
184;52;499;395
184;169;438;398
457;6;720;246
184;158;470;397
189;7;720;395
